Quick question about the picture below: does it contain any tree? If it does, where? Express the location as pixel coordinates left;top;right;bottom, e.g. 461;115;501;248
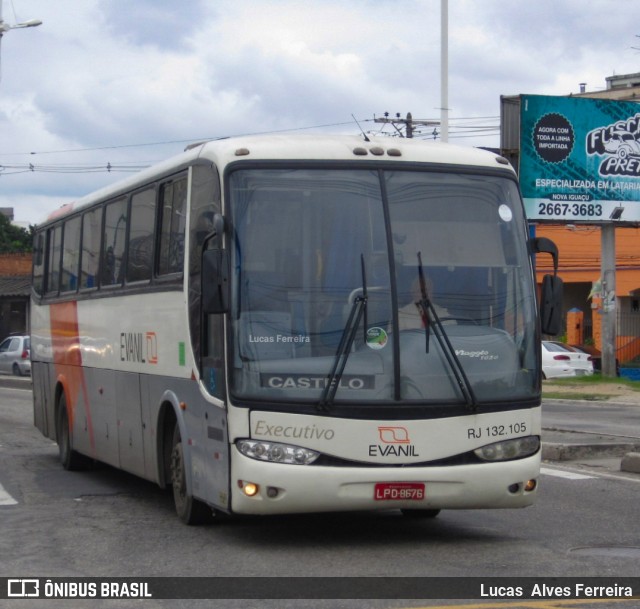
0;213;33;253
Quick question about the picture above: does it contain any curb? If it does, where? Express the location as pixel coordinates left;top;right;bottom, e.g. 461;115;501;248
621;452;640;473
0;375;33;390
541;441;640;461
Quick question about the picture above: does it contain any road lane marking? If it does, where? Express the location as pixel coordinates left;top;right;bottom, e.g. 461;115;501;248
541;467;594;480
542;465;640;484
0;482;18;505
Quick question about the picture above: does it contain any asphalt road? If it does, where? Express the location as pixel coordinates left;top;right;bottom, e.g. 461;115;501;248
542;399;640;440
1;378;640;609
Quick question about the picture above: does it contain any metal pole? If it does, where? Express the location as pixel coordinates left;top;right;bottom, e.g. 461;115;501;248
406;112;413;138
440;0;449;143
601;224;617;377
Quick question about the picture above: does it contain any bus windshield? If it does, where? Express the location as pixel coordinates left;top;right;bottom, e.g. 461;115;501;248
228;167;538;408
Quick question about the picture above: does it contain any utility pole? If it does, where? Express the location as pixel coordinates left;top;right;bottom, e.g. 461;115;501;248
441;0;449;142
600;224;617;377
374;113;440;139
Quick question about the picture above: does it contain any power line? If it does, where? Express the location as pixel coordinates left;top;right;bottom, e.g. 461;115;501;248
0;163;150;176
0;119;367;157
0;115;502;176
1;115;501;158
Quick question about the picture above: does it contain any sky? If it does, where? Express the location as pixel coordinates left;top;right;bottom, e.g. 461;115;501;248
0;0;639;227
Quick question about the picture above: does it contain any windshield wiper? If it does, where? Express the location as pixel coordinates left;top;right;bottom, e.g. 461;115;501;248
416;252;477;411
318;255;368;411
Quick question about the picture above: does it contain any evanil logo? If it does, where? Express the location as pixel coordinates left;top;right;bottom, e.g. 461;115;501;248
369;426;419;457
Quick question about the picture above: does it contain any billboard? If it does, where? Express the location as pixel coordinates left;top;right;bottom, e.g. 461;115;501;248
519;94;640;223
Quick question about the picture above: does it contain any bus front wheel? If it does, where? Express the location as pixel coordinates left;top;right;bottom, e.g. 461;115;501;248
170;424;213;525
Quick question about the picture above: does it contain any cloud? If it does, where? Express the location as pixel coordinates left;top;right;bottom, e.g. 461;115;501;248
97;0;208;50
1;0;639;225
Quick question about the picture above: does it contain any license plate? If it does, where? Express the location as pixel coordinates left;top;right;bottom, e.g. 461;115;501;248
374;482;425;501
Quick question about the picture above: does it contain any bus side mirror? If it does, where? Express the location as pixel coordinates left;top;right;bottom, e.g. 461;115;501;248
202;249;230;314
533;236;563;335
540;274;563;336
533;237;558;273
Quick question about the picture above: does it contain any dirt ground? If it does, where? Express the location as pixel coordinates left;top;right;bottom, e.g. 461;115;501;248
542;380;640;404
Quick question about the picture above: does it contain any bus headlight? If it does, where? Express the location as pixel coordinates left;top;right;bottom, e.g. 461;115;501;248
474;436;540;462
237;440;320;465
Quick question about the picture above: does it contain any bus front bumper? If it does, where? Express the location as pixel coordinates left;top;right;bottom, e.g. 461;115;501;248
229;449;541;515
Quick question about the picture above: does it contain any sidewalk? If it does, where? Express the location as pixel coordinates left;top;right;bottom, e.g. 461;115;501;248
542;392;640;475
542;428;640;461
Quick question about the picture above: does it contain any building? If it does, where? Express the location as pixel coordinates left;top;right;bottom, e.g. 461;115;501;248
0;252;32;338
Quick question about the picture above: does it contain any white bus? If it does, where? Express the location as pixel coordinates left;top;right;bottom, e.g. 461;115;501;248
31;134;562;524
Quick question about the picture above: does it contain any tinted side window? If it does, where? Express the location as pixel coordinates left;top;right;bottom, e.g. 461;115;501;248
32;233;45;295
127;188;156;283
46;225;62;295
101;198;128;287
158;176;187;276
61;216;81;292
81;207;102;290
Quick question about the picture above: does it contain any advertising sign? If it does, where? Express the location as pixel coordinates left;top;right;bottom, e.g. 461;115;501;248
520;94;640;223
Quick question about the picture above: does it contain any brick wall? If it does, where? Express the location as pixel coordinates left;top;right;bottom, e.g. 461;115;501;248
0;253;32;276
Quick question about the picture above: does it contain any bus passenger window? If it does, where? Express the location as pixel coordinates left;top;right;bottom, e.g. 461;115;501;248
127;187;156;282
46;225;62;295
80;207;102;289
32;233;45;295
60;216;81;292
158;176;187;275
101;197;128;287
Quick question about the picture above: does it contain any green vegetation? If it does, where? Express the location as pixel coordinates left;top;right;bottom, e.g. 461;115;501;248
542;374;640;401
544;375;640;389
0;214;33;253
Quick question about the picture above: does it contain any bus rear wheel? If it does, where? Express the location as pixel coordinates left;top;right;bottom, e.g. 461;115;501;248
56;394;86;470
170;424;213;525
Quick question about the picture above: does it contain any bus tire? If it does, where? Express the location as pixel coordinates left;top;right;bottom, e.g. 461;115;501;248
400;508;441;519
56;394;86;471
170;424;213;525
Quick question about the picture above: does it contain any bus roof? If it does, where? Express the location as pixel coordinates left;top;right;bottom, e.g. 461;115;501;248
43;134;512;224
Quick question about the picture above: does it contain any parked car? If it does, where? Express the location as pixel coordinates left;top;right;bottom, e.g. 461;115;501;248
0;335;31;376
569;343;620;376
541;341;593;379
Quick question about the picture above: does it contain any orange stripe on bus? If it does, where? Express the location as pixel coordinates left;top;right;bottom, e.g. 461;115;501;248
50;301;95;452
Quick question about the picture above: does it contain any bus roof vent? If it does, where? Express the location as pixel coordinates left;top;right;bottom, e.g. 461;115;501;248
495;156;509;165
387;148;402;157
235;148;251;156
352;147;368;156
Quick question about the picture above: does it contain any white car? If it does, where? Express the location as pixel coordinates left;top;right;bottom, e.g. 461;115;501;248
541;341;593;379
0;335;31;376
